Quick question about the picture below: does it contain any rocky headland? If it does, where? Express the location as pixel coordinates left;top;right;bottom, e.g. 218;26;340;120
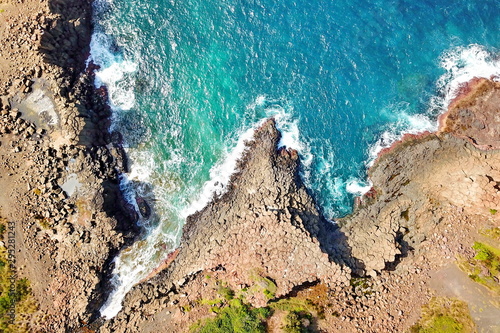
0;0;499;332
99;79;500;332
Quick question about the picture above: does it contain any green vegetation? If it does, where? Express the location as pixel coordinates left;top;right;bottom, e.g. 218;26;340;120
249;272;277;300
458;240;500;295
268;297;316;314
409;297;475;333
190;298;271;333
268;297;322;330
217;283;235;301
192;276;322;333
181;304;192;313
283;311;314;333
350;277;374;297
34;215;51;229
0;218;39;332
480;227;500;240
490;209;498;215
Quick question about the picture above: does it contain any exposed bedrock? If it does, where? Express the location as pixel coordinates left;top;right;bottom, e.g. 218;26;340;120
339;78;500;276
98;79;500;331
99;119;353;331
0;0;140;331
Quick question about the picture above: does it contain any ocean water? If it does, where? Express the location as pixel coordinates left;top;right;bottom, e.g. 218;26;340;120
89;0;500;318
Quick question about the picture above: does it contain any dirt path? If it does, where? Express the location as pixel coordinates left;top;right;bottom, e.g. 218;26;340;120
431;264;500;333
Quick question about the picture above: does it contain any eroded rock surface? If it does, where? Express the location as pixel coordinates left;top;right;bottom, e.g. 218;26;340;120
100;119;351;332
339;78;500;277
439;78;500;150
0;0;138;331
100;79;500;332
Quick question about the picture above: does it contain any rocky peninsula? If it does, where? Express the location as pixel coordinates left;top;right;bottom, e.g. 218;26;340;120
0;0;499;332
99;78;500;333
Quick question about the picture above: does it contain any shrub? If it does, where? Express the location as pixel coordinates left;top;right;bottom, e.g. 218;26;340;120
283;311;313;333
458;240;500;294
190;297;271;333
217;285;235;301
0;217;39;332
409;297;475;333
269;297;316;314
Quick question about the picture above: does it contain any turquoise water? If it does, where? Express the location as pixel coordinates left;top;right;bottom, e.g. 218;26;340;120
90;0;500;318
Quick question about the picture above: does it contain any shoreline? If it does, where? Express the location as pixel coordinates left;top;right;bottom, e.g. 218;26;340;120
0;0;140;331
1;0;500;331
99;77;500;332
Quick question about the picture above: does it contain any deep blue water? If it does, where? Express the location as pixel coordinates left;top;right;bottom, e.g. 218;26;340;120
89;0;500;317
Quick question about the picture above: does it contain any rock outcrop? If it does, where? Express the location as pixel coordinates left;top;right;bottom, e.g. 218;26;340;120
100;119;351;332
439;78;500;150
99;78;500;332
0;0;138;331
3;0;500;331
338;78;500;276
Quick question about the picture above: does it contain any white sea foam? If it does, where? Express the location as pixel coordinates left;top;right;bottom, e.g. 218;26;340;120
100;224;178;319
435;44;500;110
90;1;147;319
182;95;313;218
180;121;262;218
260;96;313;168
367;112;436;166
89;32;138;111
368;44;500;167
346;178;372;195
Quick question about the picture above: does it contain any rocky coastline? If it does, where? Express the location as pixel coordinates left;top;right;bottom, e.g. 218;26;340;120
1;0;500;332
0;0;139;331
98;78;500;332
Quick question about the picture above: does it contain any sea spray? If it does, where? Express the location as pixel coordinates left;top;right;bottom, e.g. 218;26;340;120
88;32;138;113
100;112;311;318
182;97;314;219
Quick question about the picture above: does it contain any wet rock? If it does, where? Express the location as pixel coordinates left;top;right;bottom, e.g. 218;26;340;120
135;196;151;219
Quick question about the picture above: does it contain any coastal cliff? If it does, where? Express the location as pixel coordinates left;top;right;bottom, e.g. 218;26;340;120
1;0;499;332
100;79;500;332
0;0;137;331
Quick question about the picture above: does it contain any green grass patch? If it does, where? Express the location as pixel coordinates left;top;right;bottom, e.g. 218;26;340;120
490;209;498;215
0;218;39;332
268;298;318;332
458;241;500;294
268;298;316;314
283;311;314;333
217;283;235;301
409;297;475;333
480;227;500;241
34;216;51;230
350;277;374;297
190;298;271;333
248;272;277;300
